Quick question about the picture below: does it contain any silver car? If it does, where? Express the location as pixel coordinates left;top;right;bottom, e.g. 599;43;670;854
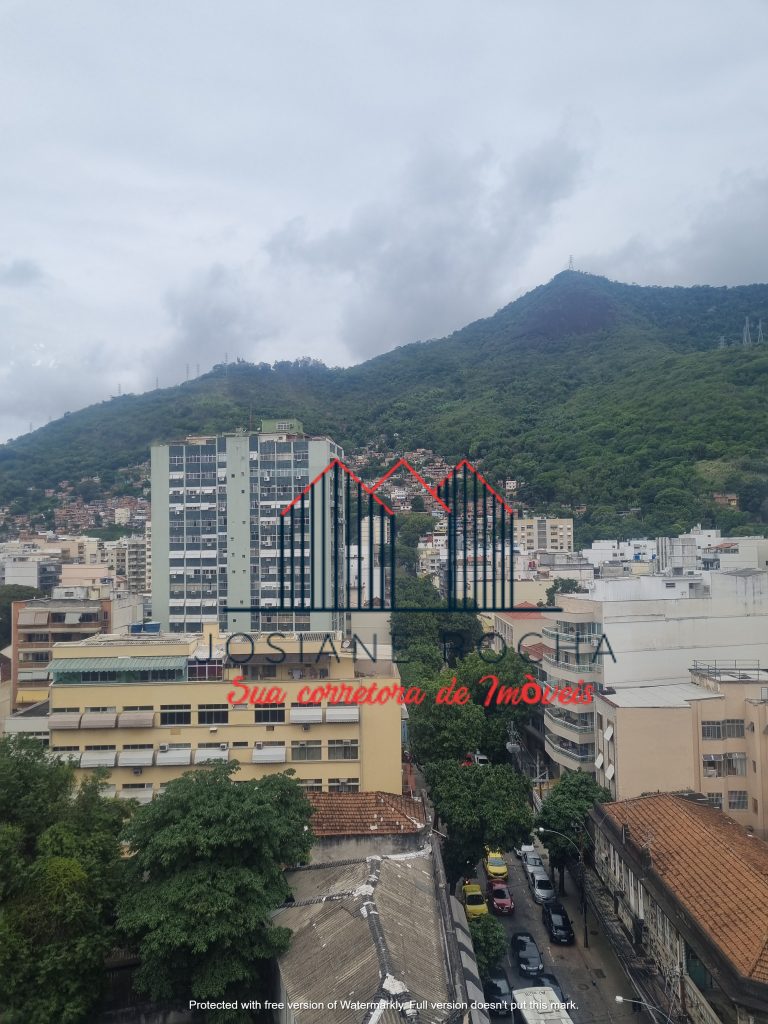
522;850;545;884
529;867;557;905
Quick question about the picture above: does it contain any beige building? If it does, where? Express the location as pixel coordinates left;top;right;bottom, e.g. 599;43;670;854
595;665;768;838
45;629;402;800
513;516;573;553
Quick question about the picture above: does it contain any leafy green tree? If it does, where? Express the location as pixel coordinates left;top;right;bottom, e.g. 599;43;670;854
543;577;587;607
408;677;486;764
0;737;129;1024
469;915;507;980
452;650;532;762
425;762;532;884
535;771;611;895
0;585;40;649
117;764;313;1021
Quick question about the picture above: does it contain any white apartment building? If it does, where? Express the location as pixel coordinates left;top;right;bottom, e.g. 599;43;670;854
538;569;768;775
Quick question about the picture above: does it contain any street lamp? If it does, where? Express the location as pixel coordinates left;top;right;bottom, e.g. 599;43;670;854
537;826;589;948
615;994;673;1023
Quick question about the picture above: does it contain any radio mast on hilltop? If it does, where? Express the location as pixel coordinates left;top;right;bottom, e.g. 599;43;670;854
743;317;753;346
568;255;576;271
758;320;765;345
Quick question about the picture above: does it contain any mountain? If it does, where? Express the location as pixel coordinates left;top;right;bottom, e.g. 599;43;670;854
3;271;768;543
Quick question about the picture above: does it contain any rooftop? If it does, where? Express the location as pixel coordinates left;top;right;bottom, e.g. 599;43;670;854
598;682;722;708
276;847;455;1024
307;792;427;837
597;794;768;984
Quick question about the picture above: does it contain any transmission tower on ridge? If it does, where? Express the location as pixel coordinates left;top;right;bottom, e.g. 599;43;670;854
568;255;575;271
758;320;765;345
743;317;753;346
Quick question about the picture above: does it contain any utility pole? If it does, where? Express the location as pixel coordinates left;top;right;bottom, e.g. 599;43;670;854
579;828;589;949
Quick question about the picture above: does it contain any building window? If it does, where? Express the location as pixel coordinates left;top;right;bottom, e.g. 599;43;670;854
701;721;722;740
255;703;285;724
84;745;116;752
52;746;80;752
702;754;723;778
723;719;745;738
725;753;747;776
123;705;153;712
51;707;79;713
232;741;248;749
728;791;748;810
160;705;191;726
291;741;322;762
328;778;360;793
706;793;723;810
297;778;323;792
197;704;229;725
86;706;117;713
753;798;759;814
328;740;359;761
122;744;153;750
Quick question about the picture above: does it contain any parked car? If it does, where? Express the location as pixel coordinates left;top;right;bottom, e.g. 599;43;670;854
542;901;575;944
522;850;545;883
487;880;514;914
484;848;509;880
539;973;566;1004
462;882;488;919
483;968;513;1017
511;931;544;977
528;868;558;905
514;841;535;860
473;751;490;766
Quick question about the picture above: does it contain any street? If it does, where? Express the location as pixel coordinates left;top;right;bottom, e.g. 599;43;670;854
470;843;652;1024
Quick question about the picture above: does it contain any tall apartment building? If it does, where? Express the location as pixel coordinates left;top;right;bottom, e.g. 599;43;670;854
43;629;402;798
538;570;768;776
513;516;573;553
151;420;343;635
105;535;148;594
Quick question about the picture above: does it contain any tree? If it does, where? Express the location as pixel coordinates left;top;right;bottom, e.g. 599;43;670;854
452;650;532;762
424;762;532;885
0;737;129;1024
117;763;313;1022
535;771;611;895
544;577;587;607
469;915;506;980
408;676;486;764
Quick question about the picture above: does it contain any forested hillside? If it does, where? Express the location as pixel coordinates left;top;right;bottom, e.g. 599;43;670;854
3;271;768;543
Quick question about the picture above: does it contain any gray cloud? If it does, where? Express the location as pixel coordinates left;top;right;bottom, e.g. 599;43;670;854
0;259;45;287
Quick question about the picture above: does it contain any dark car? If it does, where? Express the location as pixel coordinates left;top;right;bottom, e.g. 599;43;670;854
539;973;566;1003
487;880;514;914
511;930;544;977
542;901;575;944
483;968;513;1017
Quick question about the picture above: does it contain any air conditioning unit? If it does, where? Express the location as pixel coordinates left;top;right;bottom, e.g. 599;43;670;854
132;767;143;775
255;741;263;750
219;742;228;750
302;724;311;731
159;744;169;752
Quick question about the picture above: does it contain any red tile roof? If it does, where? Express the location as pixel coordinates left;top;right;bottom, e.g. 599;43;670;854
308;791;427;837
600;795;768;983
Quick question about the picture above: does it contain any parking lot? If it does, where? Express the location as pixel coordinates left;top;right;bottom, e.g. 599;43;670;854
468;843;652;1024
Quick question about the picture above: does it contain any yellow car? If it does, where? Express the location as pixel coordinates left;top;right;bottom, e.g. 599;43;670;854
462;882;488;919
484;849;509;880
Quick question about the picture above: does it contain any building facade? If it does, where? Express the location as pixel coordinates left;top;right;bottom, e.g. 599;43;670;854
590;794;768;1024
150;420;343;635
513;516;574;553
45;629;402;799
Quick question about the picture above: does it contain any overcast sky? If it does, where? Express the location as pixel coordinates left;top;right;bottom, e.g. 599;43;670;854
2;1;768;443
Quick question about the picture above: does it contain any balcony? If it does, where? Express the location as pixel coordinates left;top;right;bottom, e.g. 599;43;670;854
542;626;601;648
544;707;595;741
541;653;601;684
545;734;596;772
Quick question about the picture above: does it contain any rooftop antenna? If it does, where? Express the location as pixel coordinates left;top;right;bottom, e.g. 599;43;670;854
185;363;190;381
759;320;765;345
568;255;575;271
743;317;752;347
117;382;121;396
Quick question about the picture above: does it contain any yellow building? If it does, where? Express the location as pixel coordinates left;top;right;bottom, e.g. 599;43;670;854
47;629;403;801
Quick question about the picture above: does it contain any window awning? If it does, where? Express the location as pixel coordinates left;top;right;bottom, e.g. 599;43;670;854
603;724;614;742
48;713;82;729
117;749;155;767
80;712;117;729
17;609;48;626
47;656;188;673
64;612;82;625
594;752;604;769
118;711;155;728
193;748;229;764
156;748;192;766
80;750;117;768
605;763;615;780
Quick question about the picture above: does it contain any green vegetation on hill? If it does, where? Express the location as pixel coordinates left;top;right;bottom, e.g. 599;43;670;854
3;271;768;540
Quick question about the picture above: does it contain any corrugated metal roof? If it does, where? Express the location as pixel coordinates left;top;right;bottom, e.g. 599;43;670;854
48;656;188;672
